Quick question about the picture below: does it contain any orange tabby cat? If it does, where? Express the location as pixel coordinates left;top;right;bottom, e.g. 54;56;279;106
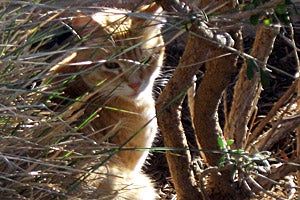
46;3;164;199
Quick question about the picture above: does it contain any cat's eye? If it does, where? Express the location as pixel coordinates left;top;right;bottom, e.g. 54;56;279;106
103;62;121;71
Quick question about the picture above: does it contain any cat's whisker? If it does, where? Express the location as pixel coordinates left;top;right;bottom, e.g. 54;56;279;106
41;3;165;199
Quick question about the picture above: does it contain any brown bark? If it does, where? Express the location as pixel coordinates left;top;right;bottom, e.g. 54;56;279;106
155;26;205;200
156;8;239;200
154;1;212;199
157;1;240;197
193;46;238;166
224;24;280;149
190;0;239;166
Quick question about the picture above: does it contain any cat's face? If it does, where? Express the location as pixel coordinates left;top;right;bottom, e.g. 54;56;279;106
70;4;164;99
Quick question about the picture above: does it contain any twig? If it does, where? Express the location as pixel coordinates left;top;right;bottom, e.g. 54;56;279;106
257;157;300;189
216;0;284;21
250;111;300;152
249;80;297;144
246;174;287;200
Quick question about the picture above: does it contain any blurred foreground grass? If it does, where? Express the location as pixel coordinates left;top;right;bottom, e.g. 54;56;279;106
0;2;116;198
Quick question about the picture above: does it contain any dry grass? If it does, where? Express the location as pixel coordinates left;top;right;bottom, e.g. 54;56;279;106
0;2;118;199
1;1;300;199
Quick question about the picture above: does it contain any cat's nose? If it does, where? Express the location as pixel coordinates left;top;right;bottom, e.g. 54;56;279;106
128;82;141;92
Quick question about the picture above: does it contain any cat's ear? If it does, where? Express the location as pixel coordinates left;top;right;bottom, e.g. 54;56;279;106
132;2;164;37
137;2;162;13
134;2;164;25
70;13;101;37
71;14;92;28
70;11;125;37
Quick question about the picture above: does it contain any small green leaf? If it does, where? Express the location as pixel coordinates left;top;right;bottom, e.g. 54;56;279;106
217;136;226;149
246;58;258;80
232;149;244;154
253;0;263;7
278;14;290;24
245;165;252;171
218;155;226;168
250;14;260;25
239;3;247;9
275;3;287;15
263;18;271;25
226;139;234;147
260;68;271;88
